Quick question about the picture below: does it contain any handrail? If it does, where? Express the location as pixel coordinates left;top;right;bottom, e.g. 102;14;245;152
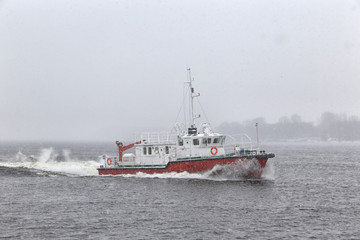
136;132;177;145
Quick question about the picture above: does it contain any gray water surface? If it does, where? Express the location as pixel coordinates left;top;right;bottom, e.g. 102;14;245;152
0;142;359;239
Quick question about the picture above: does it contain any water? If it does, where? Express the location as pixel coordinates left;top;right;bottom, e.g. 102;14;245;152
0;142;359;239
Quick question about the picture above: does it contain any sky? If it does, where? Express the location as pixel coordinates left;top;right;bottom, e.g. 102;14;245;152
1;0;360;141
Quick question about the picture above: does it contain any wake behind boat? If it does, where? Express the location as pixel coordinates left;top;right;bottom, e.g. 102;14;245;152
97;69;275;177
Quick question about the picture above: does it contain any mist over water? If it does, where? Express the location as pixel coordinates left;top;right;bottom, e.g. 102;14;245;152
1;1;360;142
1;142;359;239
1;1;359;237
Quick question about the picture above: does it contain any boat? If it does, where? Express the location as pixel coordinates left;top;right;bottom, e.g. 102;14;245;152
97;69;275;177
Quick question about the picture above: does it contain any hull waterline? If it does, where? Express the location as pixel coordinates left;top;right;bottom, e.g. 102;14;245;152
98;154;274;177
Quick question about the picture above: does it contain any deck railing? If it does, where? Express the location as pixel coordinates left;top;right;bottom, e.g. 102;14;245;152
136;132;177;145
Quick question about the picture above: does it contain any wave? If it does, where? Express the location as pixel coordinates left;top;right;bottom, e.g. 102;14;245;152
1;148;275;180
0;161;100;177
0;148;100;176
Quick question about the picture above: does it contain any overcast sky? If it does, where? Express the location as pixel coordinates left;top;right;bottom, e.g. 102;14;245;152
1;0;360;141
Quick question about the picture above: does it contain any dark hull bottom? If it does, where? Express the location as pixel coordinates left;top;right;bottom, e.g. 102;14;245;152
98;156;270;178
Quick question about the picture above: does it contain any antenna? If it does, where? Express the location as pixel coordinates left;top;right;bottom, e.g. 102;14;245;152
255;122;259;150
187;68;200;128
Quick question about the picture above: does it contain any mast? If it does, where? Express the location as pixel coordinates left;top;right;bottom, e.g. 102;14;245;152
255;122;259;150
187;68;200;129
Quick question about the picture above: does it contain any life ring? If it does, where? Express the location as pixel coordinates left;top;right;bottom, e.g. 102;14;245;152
234;145;239;152
107;158;112;165
210;147;218;156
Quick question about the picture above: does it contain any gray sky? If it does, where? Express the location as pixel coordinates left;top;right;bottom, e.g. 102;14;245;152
1;0;360;141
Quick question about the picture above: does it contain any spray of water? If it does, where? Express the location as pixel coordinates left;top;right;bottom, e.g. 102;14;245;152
38;148;58;163
261;160;276;180
120;159;275;181
15;151;28;162
1;149;275;180
0;148;100;176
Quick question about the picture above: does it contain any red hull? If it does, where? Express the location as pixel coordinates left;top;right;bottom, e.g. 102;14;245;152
98;156;269;178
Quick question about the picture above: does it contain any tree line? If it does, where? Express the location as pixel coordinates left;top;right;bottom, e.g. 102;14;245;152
217;112;360;142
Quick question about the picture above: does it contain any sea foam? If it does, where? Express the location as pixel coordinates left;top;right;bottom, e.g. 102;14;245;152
0;148;100;176
1;148;274;180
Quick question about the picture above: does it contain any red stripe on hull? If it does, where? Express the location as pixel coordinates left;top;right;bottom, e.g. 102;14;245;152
98;157;269;178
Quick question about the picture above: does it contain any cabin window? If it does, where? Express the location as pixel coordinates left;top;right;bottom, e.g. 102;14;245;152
214;138;220;144
221;137;225;144
148;147;152;155
155;147;159;154
165;146;169;154
202;138;207;144
178;139;184;146
193;139;199;145
143;147;147;155
208;138;212;144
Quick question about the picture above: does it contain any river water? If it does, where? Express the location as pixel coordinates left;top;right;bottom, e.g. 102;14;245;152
0;142;359;239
